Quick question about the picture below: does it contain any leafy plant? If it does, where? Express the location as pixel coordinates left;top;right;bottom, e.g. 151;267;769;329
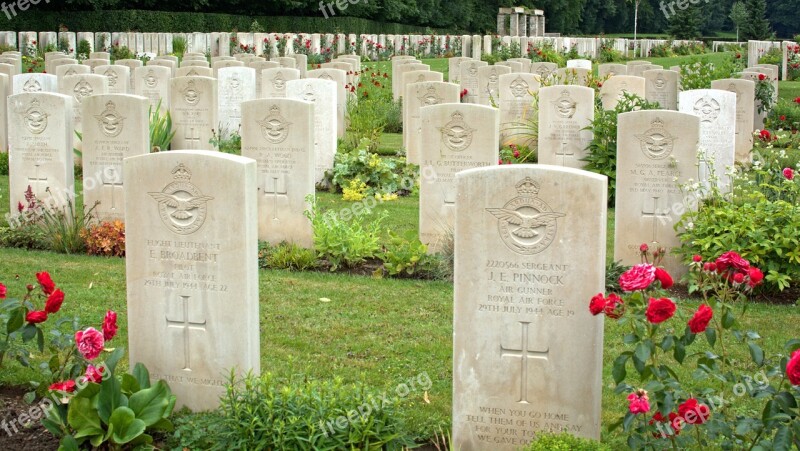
0;151;9;175
149;100;175;152
754;74;776;115
583;93;661;205
110;44;134;61
599;247;800;449
36;192;95;254
380;230;434;277
44;349;176;450
209;126;241;154
767;98;800;131
524;431;612;450
305;196;383;271
215;371;416;450
81;220;125;257
76;39;91;60
257;241;318;271
499;143;536;165
171;36;187;57
328;138;414;199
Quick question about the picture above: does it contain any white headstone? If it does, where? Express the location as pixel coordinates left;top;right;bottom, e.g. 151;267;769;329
286;79;337;183
169;76;218;151
537;86;594;168
134;66;171;114
404;81;460;164
217;67;256;133
499;73;540;148
679;89;736;192
12;73;57;95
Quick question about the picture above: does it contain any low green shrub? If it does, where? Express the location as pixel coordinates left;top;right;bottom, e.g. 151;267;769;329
258;241;318;271
583;93;661;205
524;432;612;450
328;138;415;199
76;39;91;60
767;98;800;131
215;372;416;450
0;151;8;175
676;131;800;291
380;230;437;278
305;196;384;271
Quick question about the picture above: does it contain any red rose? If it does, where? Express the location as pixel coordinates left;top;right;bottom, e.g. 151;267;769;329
688;304;713;333
733;272;745;284
44;289;65;314
715;251;749;273
678;398;710;424
795;97;800;104
655;268;673;289
0;282;6;299
75;327;104;360
627;389;650;414
36;271;55;295
619;264;656;292
645;297;676;324
26;310;47;324
758;73;766;81
784;168;795;180
640;243;649;253
589;293;605;315
604;293;625;319
49;380;76;393
787;350;800;385
748;267;764;287
780;115;786;121
692;255;702;263
81;365;105;384
103;311;118;341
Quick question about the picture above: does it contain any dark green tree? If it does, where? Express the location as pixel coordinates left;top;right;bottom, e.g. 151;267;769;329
667;5;702;39
742;0;772;40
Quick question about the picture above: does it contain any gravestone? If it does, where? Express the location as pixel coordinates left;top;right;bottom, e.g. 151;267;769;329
643;70;679;110
530;62;557;82
124;150;259;411
459;60;488;104
176;66;213;78
286;79;337;183
711;79;755;163
499;73;540;148
241;98;314;247
0;74;6;152
599;75;645;110
60;74;109;136
567;59;592;70
292;54;308;77
614;110;699;278
134;66;171;114
55;64;91;91
90;51;110;60
181;60;211;69
260;68;300;99
169;76;217;151
598;63;627;78
83;59;109;72
115;59;143;92
81;94;150;221
448;57;471;84
404;81;460;164
249;61;280;97
630;63;661;78
537;86;594;168
305;68;347;138
217;66;256;133
452;164;607;449
679;89;736;192
419;104;499;252
274;57;296;69
97;65;130;95
478;65;511;106
7;92;74;211
147;59;177;77
738;72;768;130
402;70;444;152
497;61;523;73
508;57;532;73
212;60;245;78
395;63;429;100
12;74;57;95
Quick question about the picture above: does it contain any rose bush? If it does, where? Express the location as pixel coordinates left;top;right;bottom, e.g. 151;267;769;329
591;248;800;449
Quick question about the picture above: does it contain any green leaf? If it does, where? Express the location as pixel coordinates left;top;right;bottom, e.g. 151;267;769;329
75;382;101;399
104;347;125;375
705;327;717;348
634;342;651;362
108;407;146;444
132;363;151;390
749;342;765;366
97;373;127;424
622;411;636;431
773;424;791;451
36;327;44;352
674;342;686;364
121;373;141;394
67;397;104;439
722;309;735;329
128;381;172;427
21;323;37;341
612;354;628;384
57;435;80;451
7;307;24;333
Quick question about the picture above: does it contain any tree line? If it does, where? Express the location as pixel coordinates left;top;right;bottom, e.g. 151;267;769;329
46;0;798;38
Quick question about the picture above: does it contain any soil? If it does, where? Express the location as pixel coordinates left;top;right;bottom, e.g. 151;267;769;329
0;386;60;451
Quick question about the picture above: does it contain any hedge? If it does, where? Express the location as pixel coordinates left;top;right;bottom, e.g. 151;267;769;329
5;10;462;35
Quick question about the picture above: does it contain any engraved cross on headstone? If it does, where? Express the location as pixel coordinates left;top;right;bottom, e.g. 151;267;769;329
501;321;549;404
556;141;574;166
263;175;288;220
28;165;49;197
185;128;201;150
165;295;207;371
443;188;456;209
101;167;123;211
641;196;670;242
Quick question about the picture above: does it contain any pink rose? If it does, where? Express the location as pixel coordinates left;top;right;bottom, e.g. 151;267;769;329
75;327;104;360
627;389;650;414
784;168;795;180
619;264;656;291
715;251;749;274
81;365;105;384
0;282;6;299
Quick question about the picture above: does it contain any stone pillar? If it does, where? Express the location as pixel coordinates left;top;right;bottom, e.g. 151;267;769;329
540;16;546;36
471;35;482;59
520;15;528;37
529;16;538;37
509;14;519;37
497;14;507;36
